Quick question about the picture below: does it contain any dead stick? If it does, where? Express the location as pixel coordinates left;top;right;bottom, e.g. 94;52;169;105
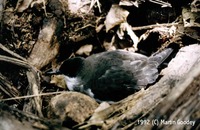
0;43;27;61
132;23;178;31
0;55;31;69
0;91;66;101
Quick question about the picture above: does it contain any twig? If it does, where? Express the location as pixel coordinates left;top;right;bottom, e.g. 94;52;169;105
0;43;27;61
132;23;178;31
26;70;43;117
149;0;171;7
0;91;66;101
0;54;44;117
177;30;200;42
88;0;101;13
75;24;95;32
0;55;31;69
0;73;20;103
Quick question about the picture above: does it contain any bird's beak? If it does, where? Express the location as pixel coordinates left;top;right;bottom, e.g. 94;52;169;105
45;69;62;75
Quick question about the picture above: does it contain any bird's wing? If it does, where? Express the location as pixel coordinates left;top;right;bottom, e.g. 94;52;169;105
88;59;158;101
89;65;139;101
86;50;162;91
85;50;161;101
94;58;159;89
88;50;148;62
149;48;173;66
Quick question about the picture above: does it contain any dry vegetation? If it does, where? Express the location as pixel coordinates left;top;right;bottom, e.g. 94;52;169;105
0;0;200;129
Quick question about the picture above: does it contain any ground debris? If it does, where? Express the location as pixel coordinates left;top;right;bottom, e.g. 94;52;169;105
0;0;199;129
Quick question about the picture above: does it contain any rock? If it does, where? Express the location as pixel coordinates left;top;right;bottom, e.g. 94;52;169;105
48;92;99;127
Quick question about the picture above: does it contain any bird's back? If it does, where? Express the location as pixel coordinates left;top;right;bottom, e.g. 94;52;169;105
82;49;173;101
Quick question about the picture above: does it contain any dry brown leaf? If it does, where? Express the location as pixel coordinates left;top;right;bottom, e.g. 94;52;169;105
191;0;200;12
182;7;200;27
104;4;129;32
67;0;93;14
139;25;177;43
117;22;139;50
50;75;67;89
16;0;33;12
119;0;141;7
75;44;93;56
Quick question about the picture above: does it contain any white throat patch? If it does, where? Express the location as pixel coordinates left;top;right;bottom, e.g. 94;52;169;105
64;76;82;91
64;76;94;98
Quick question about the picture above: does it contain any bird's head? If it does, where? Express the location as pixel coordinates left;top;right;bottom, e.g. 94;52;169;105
45;57;85;78
59;57;85;77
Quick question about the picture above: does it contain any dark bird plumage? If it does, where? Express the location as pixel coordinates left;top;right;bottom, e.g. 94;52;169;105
53;49;173;102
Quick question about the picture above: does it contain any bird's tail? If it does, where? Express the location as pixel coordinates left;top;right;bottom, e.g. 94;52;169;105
149;48;173;66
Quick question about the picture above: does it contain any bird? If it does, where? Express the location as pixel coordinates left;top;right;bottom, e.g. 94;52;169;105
48;48;173;102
